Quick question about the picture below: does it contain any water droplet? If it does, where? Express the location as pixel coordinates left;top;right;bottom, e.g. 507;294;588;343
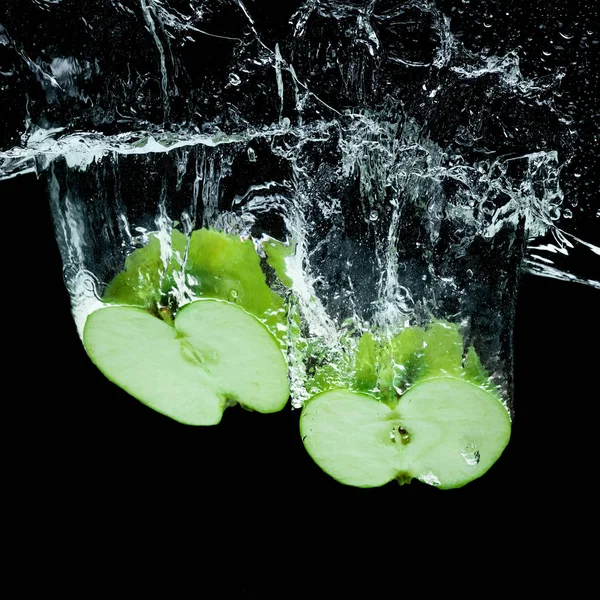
466;269;473;278
418;472;441;486
228;73;241;86
369;210;379;221
247;147;256;162
229;289;239;301
461;443;481;466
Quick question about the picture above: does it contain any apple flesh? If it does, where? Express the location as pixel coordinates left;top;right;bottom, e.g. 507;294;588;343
300;377;511;489
83;299;290;425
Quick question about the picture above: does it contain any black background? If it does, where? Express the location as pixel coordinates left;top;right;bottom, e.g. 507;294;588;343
4;0;599;592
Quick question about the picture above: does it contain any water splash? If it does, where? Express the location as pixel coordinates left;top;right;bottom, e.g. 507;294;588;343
1;0;595;284
0;0;597;408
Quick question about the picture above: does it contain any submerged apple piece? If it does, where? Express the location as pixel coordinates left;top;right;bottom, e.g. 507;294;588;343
186;228;286;343
83;299;289;425
260;236;296;288
354;332;378;391
300;377;511;489
302;319;511;488
420;321;463;378
187;228;280;314
379;325;426;401
102;227;288;345
103;230;187;309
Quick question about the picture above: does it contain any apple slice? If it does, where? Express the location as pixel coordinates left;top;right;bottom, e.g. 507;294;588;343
83;299;290;425
300;377;511;489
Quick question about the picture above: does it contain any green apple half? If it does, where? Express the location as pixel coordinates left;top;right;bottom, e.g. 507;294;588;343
301;321;511;489
83;299;290;425
300;377;511;489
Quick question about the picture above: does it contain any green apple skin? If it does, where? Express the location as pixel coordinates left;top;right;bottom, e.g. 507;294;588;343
103;230;188;310
186;228;285;324
306;322;502;407
103;227;288;346
83;299;290;426
260;236;296;288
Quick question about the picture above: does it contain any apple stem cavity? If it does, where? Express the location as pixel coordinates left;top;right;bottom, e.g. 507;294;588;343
159;306;174;326
396;473;413;486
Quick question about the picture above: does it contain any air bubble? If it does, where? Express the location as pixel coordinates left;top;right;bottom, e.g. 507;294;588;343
418;472;441;486
563;209;573;219
228;73;241;86
461;444;481;466
247;147;256;162
369;210;379;221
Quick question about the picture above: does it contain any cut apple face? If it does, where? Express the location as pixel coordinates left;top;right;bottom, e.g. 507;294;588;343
83;299;290;425
300;377;511;489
